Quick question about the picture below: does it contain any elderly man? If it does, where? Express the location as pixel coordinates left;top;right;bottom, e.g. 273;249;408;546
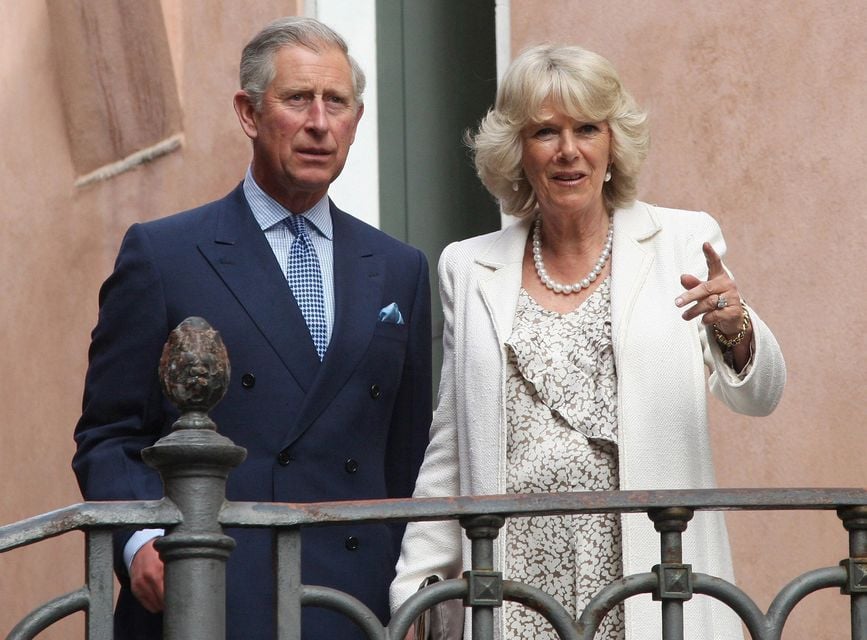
73;16;432;640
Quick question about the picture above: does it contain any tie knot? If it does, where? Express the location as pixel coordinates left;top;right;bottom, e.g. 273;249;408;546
285;214;309;238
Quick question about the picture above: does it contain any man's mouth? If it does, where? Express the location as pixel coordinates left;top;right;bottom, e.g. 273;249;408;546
298;148;331;156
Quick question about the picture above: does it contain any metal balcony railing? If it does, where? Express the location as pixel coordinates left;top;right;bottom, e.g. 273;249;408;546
2;317;865;640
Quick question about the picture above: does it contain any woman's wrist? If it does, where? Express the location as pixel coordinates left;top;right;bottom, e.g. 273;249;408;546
713;304;751;349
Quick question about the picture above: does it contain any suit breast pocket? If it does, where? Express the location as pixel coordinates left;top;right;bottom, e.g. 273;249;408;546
365;322;409;386
372;320;409;342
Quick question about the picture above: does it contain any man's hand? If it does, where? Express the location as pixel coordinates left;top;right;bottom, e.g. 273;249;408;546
130;538;165;613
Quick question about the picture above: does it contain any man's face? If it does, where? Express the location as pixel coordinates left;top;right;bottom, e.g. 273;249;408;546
235;44;363;212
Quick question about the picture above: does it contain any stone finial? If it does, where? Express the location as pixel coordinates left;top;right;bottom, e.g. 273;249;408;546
159;317;230;414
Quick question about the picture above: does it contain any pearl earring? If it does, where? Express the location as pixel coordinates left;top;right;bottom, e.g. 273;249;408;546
604;170;612;182
512;182;520;191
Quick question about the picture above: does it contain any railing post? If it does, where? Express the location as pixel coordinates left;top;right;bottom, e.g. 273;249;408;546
141;317;246;640
648;507;694;640
837;505;867;638
461;514;505;640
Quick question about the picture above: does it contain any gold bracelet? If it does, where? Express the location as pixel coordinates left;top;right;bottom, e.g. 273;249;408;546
713;304;752;349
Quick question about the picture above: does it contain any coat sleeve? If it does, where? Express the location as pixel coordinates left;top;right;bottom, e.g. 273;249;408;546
72;223;170;504
390;243;464;611
703;305;786;416
693;214;787;416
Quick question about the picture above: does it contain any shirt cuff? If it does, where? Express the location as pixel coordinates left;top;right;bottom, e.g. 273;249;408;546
123;529;165;573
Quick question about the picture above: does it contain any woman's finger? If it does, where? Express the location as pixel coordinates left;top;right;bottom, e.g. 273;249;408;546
702;242;725;279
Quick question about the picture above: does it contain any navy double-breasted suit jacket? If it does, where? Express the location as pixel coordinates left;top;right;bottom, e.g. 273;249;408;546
72;184;433;639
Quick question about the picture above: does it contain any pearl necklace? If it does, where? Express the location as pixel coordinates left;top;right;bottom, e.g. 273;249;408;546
532;215;614;294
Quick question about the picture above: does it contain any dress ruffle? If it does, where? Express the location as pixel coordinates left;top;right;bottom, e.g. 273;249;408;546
505;280;617;443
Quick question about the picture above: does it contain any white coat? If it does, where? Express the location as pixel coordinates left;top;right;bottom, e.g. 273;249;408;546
392;202;786;639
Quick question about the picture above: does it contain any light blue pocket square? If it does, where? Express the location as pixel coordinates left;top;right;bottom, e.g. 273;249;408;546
378;302;404;325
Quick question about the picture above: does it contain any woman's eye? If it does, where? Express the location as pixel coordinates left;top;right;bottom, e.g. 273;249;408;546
578;124;599;135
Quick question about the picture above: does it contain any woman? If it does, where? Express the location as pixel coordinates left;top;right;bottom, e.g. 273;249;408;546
391;44;786;639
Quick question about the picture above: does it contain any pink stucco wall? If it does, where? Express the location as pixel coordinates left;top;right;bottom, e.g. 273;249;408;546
0;1;300;637
512;1;867;637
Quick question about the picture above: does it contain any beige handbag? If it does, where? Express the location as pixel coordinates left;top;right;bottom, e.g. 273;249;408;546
413;575;465;640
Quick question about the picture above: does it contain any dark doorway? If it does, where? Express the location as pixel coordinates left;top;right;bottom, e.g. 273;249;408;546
377;0;501;391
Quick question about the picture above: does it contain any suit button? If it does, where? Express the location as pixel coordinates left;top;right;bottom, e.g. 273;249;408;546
345;536;359;551
369;384;381;399
344;458;359;474
241;373;255;389
277;450;292;466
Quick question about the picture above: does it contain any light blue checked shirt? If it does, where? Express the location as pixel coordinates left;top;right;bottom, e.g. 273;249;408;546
242;167;336;344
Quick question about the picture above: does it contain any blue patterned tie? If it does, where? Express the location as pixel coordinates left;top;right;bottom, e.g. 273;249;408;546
285;215;328;360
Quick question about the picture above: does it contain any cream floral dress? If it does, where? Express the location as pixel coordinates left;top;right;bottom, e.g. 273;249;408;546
502;278;625;640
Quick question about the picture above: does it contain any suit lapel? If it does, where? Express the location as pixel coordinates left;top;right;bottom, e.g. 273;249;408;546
282;204;384;445
197;186;321;392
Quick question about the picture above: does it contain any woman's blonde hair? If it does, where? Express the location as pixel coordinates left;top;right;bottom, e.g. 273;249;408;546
469;44;650;216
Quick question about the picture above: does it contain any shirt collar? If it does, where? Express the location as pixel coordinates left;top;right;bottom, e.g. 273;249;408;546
242;167;333;240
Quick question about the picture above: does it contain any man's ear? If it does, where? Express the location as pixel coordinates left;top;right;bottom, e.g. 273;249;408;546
233;91;258;140
349;103;364;145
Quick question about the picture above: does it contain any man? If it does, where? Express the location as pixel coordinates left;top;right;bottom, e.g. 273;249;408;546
72;16;432;640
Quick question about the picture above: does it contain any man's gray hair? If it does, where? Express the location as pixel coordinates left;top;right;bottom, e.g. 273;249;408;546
240;16;366;111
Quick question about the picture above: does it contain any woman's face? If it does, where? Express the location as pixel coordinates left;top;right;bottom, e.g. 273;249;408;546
520;104;611;219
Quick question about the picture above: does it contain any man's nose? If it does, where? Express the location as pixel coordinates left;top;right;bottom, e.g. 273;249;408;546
305;98;328;132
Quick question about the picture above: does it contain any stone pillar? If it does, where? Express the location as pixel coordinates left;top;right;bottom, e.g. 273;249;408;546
649;507;695;640
838;506;867;638
462;515;504;640
142;317;246;640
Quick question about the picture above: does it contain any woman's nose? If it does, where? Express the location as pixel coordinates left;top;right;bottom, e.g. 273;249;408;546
556;132;578;161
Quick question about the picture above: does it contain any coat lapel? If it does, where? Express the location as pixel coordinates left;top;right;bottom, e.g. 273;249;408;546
609;201;662;364
197;186;321;393
477;218;533;345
